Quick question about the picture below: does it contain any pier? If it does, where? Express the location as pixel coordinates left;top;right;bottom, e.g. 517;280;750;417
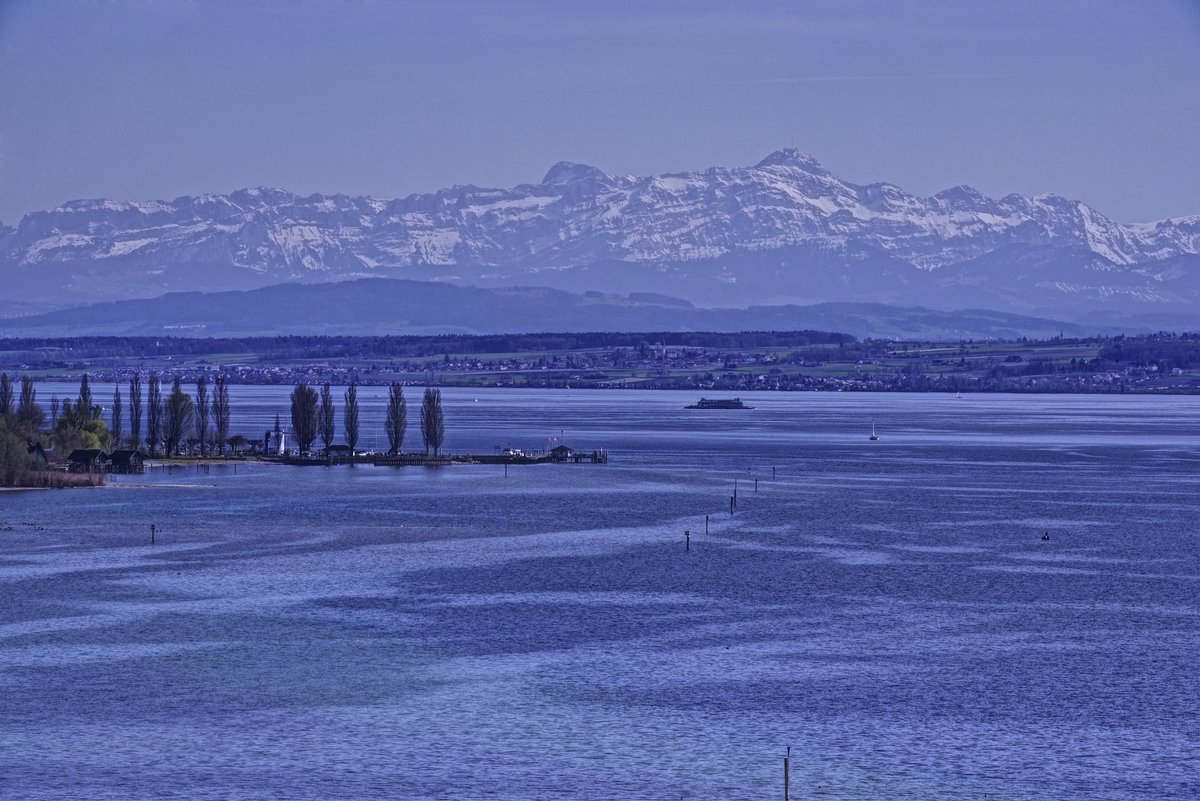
371;454;453;467
471;448;608;465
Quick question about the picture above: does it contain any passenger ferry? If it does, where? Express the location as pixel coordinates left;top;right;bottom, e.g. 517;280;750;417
685;397;754;409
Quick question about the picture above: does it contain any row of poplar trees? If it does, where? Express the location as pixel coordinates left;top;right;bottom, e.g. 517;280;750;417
107;373;234;456
2;371;448;460
0;371;234;472
288;382;444;457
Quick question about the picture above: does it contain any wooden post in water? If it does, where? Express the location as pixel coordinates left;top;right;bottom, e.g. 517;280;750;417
784;746;790;801
755;478;758;494
773;465;776;479
730;495;735;514
150;524;155;545
685;529;690;551
504;462;508;479
705;514;709;534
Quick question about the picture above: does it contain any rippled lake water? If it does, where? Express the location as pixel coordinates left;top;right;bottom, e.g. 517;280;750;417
2;388;1198;800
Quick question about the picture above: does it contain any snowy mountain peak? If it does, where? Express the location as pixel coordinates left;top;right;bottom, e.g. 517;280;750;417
541;161;611;186
934;184;987;202
229;186;297;207
754;148;829;173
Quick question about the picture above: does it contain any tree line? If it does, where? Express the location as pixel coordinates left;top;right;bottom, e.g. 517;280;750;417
0;371;448;475
288;381;444;457
0;329;856;364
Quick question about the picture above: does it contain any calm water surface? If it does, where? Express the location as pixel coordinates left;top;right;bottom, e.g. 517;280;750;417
1;389;1197;800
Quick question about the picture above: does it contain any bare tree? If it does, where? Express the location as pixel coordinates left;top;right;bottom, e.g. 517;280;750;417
0;374;12;420
147;375;163;455
129;374;142;449
195;374;209;456
164;376;194;456
343;381;359;454
50;395;60;428
213;374;230;455
290;383;319;455
111;385;123;449
78;373;91;413
420;387;445;456
385;382;406;455
15;376;44;437
319;383;335;455
15;376;40;427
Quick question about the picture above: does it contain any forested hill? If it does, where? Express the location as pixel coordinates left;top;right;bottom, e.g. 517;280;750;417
0;277;1088;340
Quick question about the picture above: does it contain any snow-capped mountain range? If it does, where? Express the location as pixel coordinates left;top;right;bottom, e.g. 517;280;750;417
3;148;1198;321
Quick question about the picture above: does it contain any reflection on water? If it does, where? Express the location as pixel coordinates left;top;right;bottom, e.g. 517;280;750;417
1;389;1198;800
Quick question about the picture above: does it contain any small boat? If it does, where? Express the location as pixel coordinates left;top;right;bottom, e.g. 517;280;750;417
869;421;879;441
686;397;754;410
955;390;962;399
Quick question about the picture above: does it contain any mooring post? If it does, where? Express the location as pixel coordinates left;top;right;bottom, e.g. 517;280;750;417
504;462;508;479
784;746;790;801
755;478;758;494
773;465;776;479
730;495;735;514
685;529;690;551
705;514;709;534
150;524;155;546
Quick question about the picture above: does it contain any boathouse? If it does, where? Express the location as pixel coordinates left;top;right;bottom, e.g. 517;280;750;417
67;449;107;473
108;450;146;475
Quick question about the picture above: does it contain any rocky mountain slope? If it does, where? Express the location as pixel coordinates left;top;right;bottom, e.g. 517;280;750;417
2;149;1197;321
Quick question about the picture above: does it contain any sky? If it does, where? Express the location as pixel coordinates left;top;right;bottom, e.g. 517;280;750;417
1;0;1198;226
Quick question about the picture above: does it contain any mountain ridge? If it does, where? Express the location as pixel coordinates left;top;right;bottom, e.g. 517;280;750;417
2;149;1198;324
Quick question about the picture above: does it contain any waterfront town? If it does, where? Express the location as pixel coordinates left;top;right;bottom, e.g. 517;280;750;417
3;332;1200;395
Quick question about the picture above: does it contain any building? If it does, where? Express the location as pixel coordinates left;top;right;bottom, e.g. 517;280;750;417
265;430;288;456
108;450;146;474
67;449;107;473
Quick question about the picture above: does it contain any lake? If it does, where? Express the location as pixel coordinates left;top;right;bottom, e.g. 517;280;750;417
1;387;1197;800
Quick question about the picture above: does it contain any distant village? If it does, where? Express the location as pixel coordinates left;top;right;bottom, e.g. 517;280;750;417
6;332;1200;395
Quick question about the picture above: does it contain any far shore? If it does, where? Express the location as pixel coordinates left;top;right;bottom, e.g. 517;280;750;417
2;482;213;491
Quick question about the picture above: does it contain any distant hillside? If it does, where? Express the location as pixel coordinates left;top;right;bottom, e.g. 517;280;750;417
0;277;1101;340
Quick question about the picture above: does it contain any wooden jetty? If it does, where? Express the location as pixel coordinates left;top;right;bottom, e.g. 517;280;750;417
372;454;453;467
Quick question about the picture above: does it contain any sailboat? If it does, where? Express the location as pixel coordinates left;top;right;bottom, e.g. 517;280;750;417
869;420;879;441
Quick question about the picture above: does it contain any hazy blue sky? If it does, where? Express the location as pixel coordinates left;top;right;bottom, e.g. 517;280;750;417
1;1;1198;225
